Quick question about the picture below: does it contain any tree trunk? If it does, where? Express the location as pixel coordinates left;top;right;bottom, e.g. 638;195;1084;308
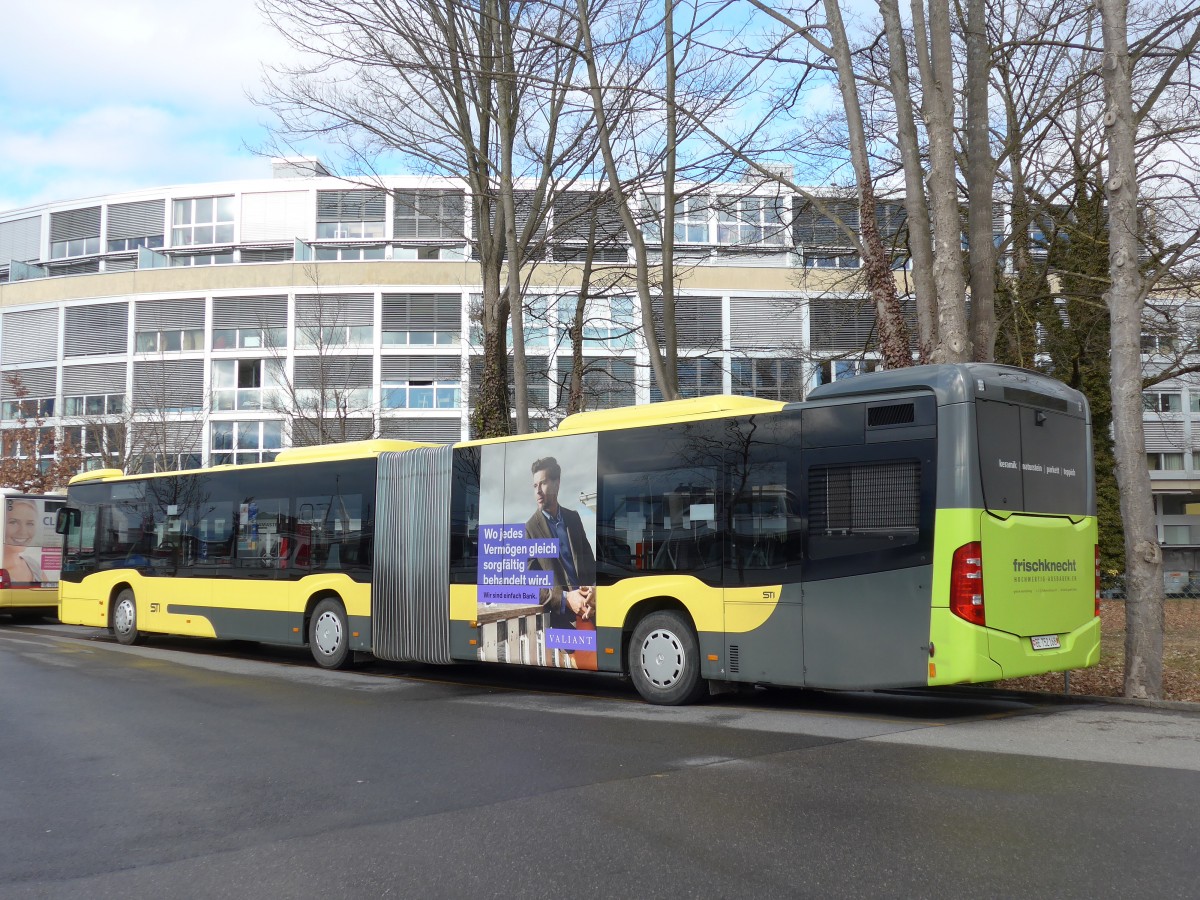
1098;0;1163;699
658;0;681;399
965;0;996;362
472;265;512;439
911;0;970;361
879;0;937;360
822;0;910;369
574;0;678;401
494;0;529;433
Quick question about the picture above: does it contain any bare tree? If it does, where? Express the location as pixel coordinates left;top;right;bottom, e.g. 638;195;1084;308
1099;0;1159;699
0;375;83;492
259;0;598;436
572;0;790;399
273;280;377;446
988;0;1200;698
820;0;911;368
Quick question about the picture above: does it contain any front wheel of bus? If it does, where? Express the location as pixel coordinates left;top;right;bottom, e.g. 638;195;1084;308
112;588;145;646
629;611;707;705
309;597;352;670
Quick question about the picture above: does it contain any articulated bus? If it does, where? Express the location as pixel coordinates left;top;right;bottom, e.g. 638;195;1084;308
2;490;65;618
56;363;1100;704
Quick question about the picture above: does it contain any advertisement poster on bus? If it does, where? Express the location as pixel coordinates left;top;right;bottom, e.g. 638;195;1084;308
3;496;63;588
476;434;599;670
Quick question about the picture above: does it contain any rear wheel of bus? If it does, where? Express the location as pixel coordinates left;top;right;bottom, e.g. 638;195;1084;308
629;610;708;705
111;588;146;646
309;597;352;670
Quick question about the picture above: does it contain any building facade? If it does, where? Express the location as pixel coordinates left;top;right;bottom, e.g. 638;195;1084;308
1;161;1194;582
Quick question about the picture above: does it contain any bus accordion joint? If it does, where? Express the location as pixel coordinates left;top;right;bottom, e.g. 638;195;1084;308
950;541;985;626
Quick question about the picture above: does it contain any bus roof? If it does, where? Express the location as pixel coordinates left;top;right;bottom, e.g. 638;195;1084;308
555;394;785;433
66;439;435;486
0;488;66;498
805;362;1086;413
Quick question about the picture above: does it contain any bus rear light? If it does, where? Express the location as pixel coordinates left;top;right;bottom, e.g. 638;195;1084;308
950;542;985;626
0;569;9;590
1095;545;1101;618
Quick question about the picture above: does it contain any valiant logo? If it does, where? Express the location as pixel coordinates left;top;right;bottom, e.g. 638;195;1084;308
1012;558;1077;573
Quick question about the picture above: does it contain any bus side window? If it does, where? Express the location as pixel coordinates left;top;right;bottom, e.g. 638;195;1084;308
450;447;481;583
596;420;724;584
722;412;804;586
63;506;99;573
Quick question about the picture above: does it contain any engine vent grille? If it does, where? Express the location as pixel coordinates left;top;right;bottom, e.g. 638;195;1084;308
868;402;915;427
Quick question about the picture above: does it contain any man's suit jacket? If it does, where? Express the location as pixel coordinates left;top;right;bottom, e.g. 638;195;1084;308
524;505;596;628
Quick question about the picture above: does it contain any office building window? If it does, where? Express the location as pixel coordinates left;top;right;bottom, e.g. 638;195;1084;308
314;245;386;261
136;327;204;353
717;197;787;246
1148;452;1185;471
2;396;54;420
382;379;460;410
211;420;283;466
172;196;235;246
674;198;710;243
212;359;285;411
63;393;125;417
1144;392;1183;413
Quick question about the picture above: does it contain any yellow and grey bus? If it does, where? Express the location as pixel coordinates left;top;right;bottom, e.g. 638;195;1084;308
2;490;65;618
57;363;1100;704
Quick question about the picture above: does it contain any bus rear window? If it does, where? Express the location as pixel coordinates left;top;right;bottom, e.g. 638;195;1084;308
977;398;1088;515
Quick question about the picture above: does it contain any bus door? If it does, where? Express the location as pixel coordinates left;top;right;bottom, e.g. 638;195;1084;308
799;398;938;690
721;411;805;687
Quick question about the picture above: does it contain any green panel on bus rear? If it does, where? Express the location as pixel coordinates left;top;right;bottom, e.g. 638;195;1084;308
928;508;1099;685
980;511;1095;634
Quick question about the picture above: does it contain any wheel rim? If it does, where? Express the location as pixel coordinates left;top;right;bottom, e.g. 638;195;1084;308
639;628;685;688
114;598;134;635
313;610;343;657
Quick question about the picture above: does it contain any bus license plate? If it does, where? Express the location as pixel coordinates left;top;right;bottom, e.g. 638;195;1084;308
1031;634;1060;651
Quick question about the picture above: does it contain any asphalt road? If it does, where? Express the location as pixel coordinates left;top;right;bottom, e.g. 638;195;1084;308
2;623;1198;899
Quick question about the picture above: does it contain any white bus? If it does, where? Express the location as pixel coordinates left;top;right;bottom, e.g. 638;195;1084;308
2;490;65;619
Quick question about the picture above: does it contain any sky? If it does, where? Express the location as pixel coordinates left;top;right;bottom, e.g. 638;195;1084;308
0;0;855;214
0;0;307;212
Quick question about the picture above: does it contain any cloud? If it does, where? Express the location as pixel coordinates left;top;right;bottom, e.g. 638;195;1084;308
0;0;300;210
0;105;269;210
0;0;289;113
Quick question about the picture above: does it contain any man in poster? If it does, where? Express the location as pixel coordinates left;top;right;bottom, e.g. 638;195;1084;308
524;456;596;631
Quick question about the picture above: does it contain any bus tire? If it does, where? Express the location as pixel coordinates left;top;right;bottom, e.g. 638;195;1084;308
112;588;146;646
309;597;352;670
629;611;708;705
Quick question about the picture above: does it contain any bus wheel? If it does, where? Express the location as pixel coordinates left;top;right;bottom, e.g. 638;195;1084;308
112;589;145;646
629;611;707;705
309;598;352;670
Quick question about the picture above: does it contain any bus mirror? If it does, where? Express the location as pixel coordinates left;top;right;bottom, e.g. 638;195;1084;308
56;507;81;535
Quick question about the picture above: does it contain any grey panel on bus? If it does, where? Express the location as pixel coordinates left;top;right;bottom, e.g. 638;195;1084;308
722;593;806;687
373;446;453;663
801;566;931;689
